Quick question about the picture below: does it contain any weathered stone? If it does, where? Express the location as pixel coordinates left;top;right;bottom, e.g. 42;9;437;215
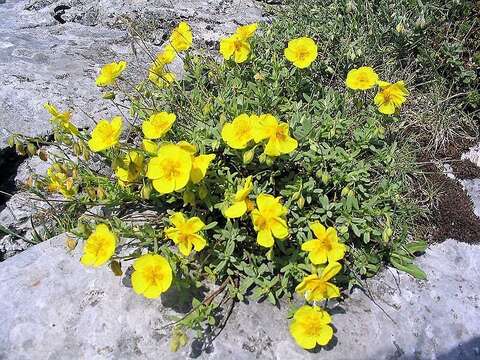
0;234;479;359
0;0;263;150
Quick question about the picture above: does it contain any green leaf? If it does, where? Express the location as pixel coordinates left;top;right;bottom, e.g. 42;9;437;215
390;257;427;280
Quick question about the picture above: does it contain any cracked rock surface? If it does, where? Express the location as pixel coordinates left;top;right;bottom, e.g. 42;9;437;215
0;234;479;359
0;0;263;149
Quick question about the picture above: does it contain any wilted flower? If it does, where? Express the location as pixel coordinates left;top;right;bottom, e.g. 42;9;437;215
301;222;346;265
146;144;192;194
142;112;176;139
253;114;298;157
374;80;409;115
284;37;318;69
80;224;117;267
95;61;127;86
87;116;123;152
225;176;254;218
345;66;379;90
170;22;193;52
131;254;173;298
47;165;76;197
251;194;289;247
165;212;207;256
295;261;342;301
44;102;78;135
289;306;333;349
115;151;144;185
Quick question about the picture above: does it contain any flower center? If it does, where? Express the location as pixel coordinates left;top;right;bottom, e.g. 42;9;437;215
145;266;164;286
163;161;181;179
297;48;309;61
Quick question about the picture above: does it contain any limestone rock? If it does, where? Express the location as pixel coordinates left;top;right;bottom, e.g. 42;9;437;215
0;0;263;150
0;234;479;359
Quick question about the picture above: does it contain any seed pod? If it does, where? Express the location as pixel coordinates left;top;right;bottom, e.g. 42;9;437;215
73;142;82;156
66;237;77;251
396;22;406;34
183;190;195;206
415;13;426;29
7;135;15;147
15;143;26;156
86;187;97;200
321;172;330;185
96;187;106;200
38;150;48;161
341;186;350;197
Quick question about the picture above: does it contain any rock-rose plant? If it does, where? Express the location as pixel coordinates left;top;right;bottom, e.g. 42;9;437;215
10;20;424;352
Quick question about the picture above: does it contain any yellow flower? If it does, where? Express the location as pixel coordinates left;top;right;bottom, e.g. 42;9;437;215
148;63;176;88
295;262;342;301
374;80;409;115
219;34;251;63
47;166;76;197
251;194;288;248
289;305;333;349
301;222;346;265
253;114;297;157
221;113;254;149
44;102;78;135
284;37;318;69
156;44;176;65
131;254;173;298
165;212;207;256
142;139;159;155
345;66;379;90
191;154;216;184
235;23;258;40
146;144;192;194
80;224;117;267
88;116;123;152
142;112;176;139
95;61;127;87
170;21;193;52
115;151;144;185
225;176;254;218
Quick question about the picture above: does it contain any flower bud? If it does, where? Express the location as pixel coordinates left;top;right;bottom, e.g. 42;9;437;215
396;22;406;34
183;190;196;206
341;186;350;197
96;187;106;200
27;143;37;156
297;195;305;209
7;135;15;147
415;13;426;29
73;142;82;156
102;91;116;100
140;183;152;200
15;143;26;156
321;172;330;185
243;149;254;164
198;184;208;200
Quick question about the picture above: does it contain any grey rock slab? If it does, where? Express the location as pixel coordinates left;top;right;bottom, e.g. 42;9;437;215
0;0;263;150
0;235;479;359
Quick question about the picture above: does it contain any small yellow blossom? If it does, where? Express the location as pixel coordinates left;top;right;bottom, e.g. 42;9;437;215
47;166;76;197
165;212;207;256
289;306;333;349
44;102;78;135
95;61;127;87
142;112;176;139
131;254;173;298
284;37;318;69
374;80;409;115
301;222;346;265
235;23;258;40
225;176;254;218
88;116;123;152
295;262;342;301
170;22;193;52
253;114;297;157
148;63;176;88
221;114;255;149
220;34;251;63
345;66;379;90
191;154;216;184
80;224;117;267
115;151;144;185
146;144;192;194
251;194;288;248
142;139;159;155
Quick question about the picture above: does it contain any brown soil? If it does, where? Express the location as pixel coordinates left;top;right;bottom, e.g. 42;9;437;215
418;138;480;244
